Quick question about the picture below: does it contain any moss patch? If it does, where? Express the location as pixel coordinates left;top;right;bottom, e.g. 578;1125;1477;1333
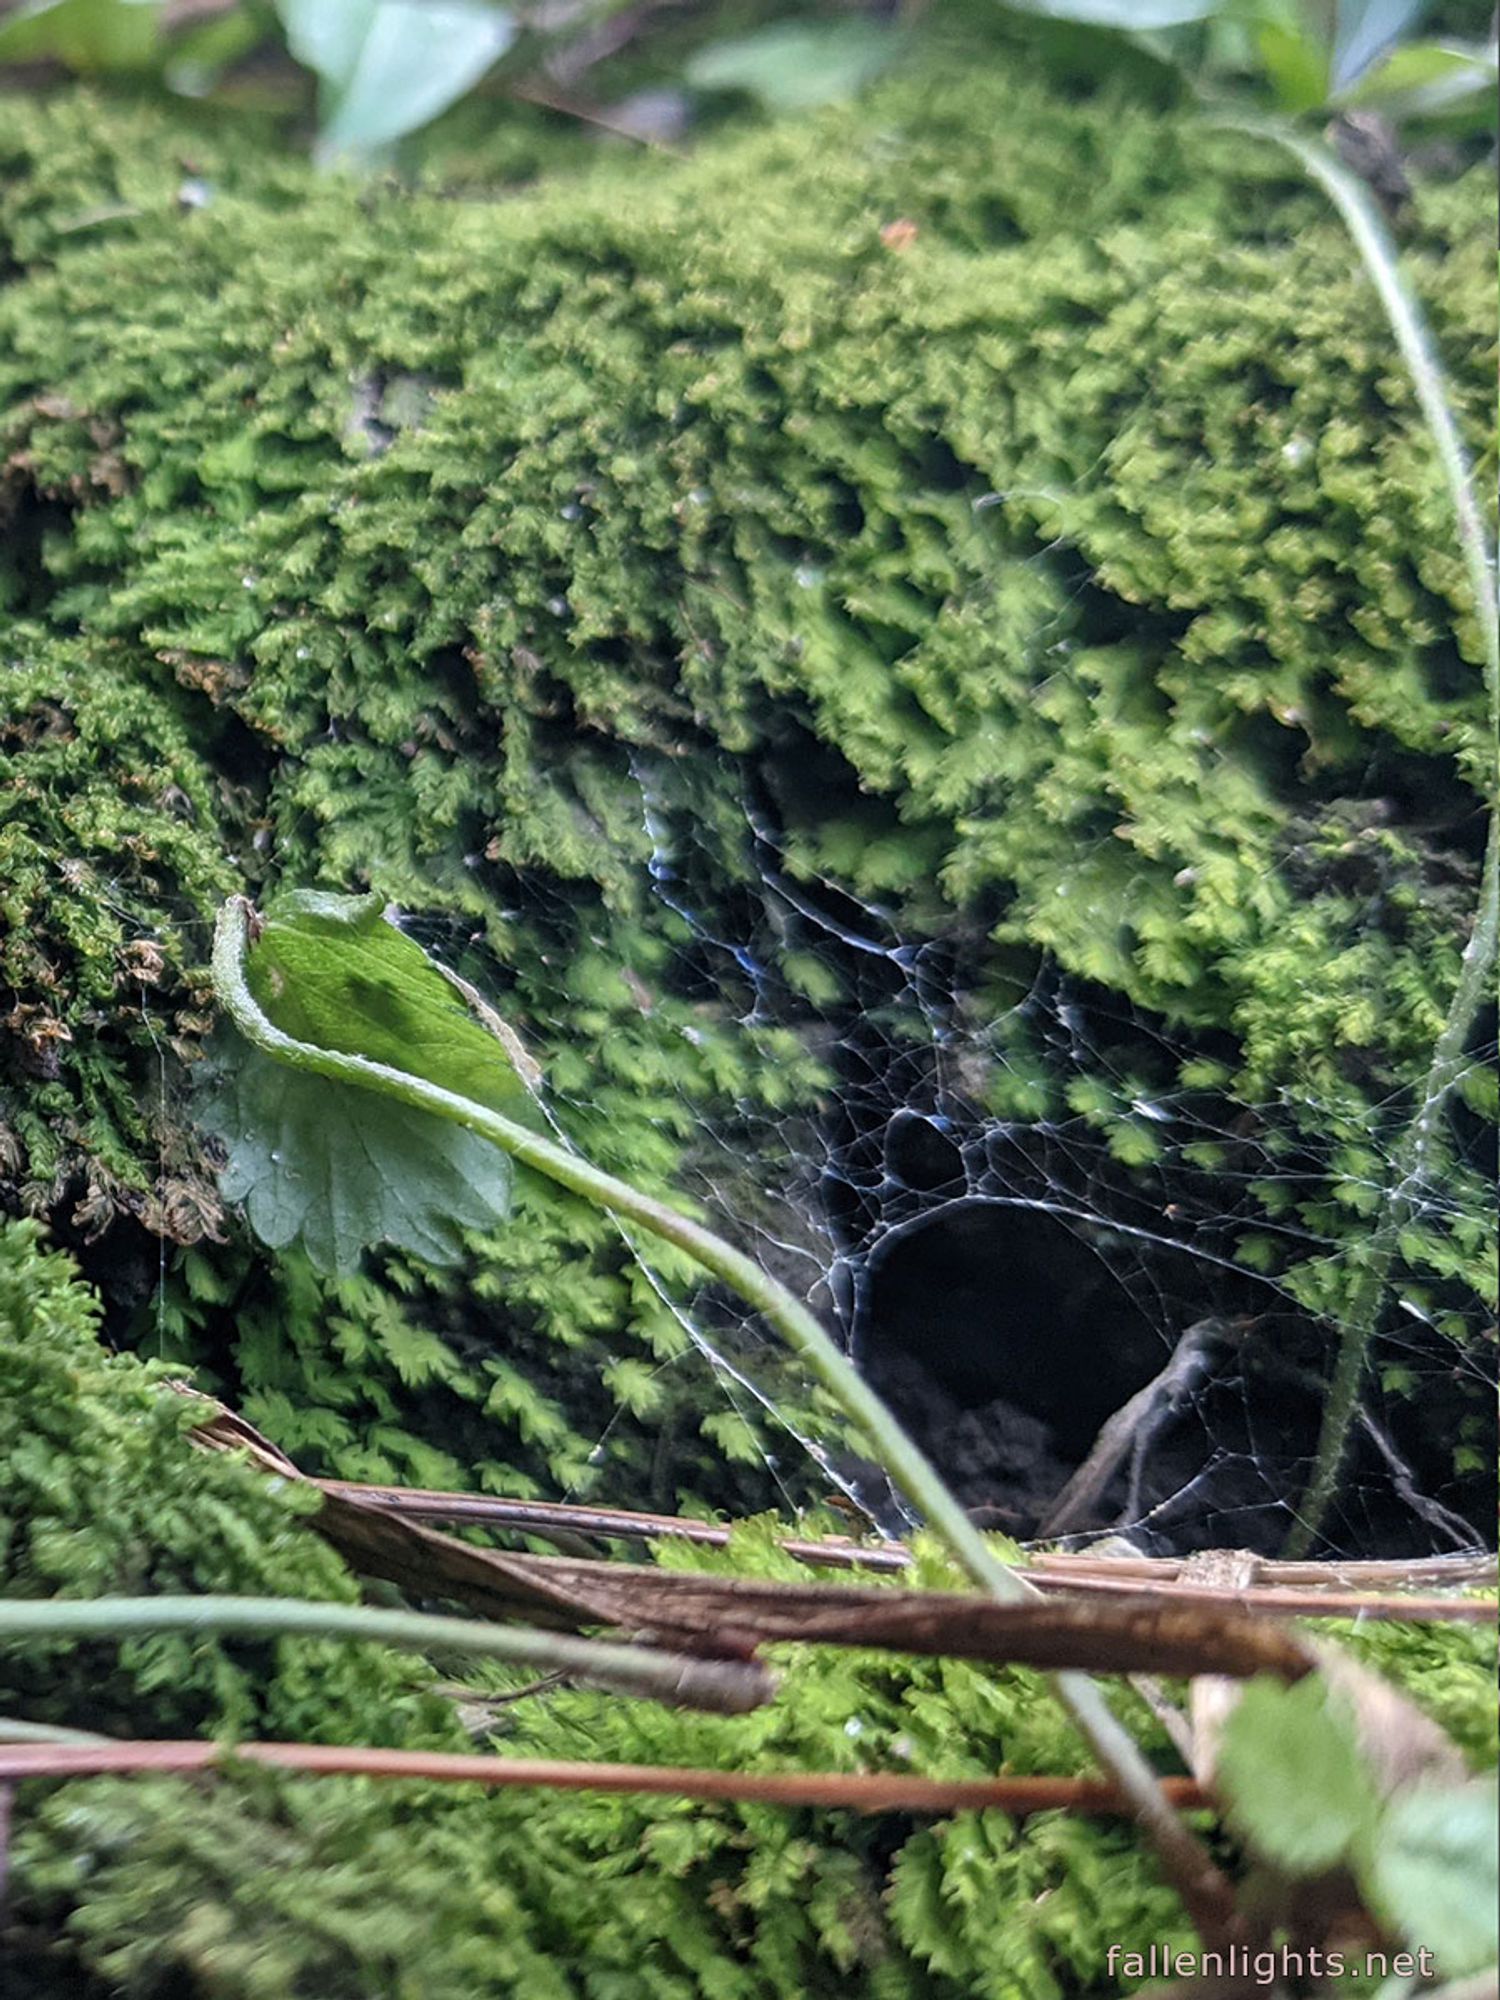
0;55;1492;1507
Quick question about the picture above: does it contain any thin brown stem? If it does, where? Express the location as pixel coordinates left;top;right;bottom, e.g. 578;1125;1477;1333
0;1738;1208;1816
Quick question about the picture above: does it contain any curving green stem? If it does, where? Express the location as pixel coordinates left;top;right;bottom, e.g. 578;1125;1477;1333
0;1595;771;1714
212;897;1236;1939
1215;118;1498;1556
0;1715;110;1746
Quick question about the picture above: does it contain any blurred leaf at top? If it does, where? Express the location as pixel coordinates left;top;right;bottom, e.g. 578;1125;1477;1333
1337;35;1498;118
0;0;162;72
685;18;906;112
274;0;515;159
1330;0;1425;91
0;0;1492;152
1000;0;1222;24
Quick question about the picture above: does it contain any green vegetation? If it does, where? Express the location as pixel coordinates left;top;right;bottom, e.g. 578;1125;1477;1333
1;0;1493;159
5;1220;1495;1995
0;1217;1190;1996
0;1218;459;1745
0;10;1494;1986
0;51;1492;1508
1219;1673;1497;1980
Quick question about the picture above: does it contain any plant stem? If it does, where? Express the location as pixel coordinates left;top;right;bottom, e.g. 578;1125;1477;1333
0;1736;1208;1816
0;1594;771;1715
0;1718;110;1746
213;898;1237;1940
1287;816;1498;1555
1213;117;1498;1556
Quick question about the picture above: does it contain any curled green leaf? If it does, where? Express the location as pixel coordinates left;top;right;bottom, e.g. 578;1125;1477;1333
202;891;541;1274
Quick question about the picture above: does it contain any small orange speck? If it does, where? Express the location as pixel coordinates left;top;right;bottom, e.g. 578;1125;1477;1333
879;218;919;252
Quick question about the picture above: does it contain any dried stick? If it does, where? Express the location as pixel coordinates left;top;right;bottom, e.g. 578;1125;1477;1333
1038;1319;1246;1538
0;1738;1208;1816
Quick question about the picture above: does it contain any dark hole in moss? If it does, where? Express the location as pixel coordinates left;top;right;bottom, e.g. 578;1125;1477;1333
911;434;971;494
822;476;866;541
0;492;76;619
856;1196;1165;1456
1063;562;1195;655
757;711;870;825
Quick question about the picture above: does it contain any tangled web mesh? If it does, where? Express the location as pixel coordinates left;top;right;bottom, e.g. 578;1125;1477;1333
400;747;1495;1565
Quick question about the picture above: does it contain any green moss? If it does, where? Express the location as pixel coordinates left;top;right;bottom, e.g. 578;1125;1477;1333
3;1226;1494;1993
0;632;231;1220
1337;1609;1500;1770
0;47;1492;1504
6;1485;1193;1999
0;35;1492;1993
0;1218;459;1744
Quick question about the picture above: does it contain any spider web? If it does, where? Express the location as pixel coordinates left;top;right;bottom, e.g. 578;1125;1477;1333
402;744;1495;1565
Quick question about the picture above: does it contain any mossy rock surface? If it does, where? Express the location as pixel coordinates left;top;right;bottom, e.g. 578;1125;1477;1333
0;46;1493;1526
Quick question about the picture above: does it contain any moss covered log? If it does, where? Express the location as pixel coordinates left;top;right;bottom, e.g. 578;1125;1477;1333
0;33;1494;1520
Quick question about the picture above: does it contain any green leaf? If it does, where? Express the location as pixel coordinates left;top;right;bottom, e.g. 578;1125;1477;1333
1256;18;1332;110
205;890;543;1274
275;0;515;159
602;1357;666;1420
208;1043;513;1274
1339;38;1498;118
1331;0;1424;93
1178;1057;1233;1089
246;891;540;1125
1217;1675;1384;1875
700;1409;765;1466
0;0;161;72
1234;1232;1281;1272
1456;1057;1500;1117
1106;1120;1163;1166
1362;1780;1499;1977
685;20;904;112
164;6;266;98
1001;0;1225;26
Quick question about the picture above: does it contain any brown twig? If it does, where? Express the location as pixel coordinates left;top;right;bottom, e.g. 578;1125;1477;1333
191;1448;1322;1682
179;1397;1328;1677
1008;1573;1496;1625
1027;1551;1497;1588
0;1739;1208;1816
305;1476;1492;1621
